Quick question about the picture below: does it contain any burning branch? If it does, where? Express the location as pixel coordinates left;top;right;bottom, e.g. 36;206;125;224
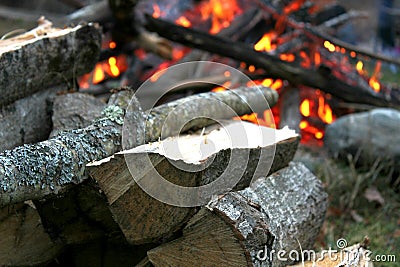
145;15;400;109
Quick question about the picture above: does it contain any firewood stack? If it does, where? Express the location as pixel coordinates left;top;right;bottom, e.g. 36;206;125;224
0;16;330;266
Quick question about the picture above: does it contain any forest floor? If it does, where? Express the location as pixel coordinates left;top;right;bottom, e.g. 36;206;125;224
294;145;400;266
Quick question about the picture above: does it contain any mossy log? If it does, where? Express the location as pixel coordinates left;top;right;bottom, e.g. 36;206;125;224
147;162;328;267
0;85;65;152
87;121;299;244
0;19;101;107
0;89;136;207
0;86;278;207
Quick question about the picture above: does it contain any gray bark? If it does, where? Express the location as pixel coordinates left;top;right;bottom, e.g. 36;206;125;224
144;86;279;143
50;92;106;137
0;22;102;107
0;86;277;207
0;89;136;207
147;162;328;267
88;122;299;244
0;85;65;152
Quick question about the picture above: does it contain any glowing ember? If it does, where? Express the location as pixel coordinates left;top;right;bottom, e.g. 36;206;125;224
270;79;283;90
299;120;308;129
315;131;323;139
93;64;105;84
152;4;162;18
196;0;242;34
314;52;321;66
280;53;295;62
176;16;192;27
356;61;364;75
261;78;273;87
109;41;116;49
150;62;169;82
254;32;276;52
369;77;380;92
369;61;382;92
317;96;333;124
300;99;311;117
108;57;120;77
284;0;306;14
323;40;335;52
248;65;255;72
212;81;232;92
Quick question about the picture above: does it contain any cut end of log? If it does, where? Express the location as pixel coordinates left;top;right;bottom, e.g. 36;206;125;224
87;121;299;244
0;19;97;55
120;121;298;165
147;162;328;267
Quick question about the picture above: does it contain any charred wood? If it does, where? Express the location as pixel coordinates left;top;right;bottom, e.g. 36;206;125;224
145;15;400;109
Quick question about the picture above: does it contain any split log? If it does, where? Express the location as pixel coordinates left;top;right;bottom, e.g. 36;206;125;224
0;86;277;207
145;15;400;109
146;162;328;267
50;92;106;137
0;19;102;107
0;85;65;152
0;202;64;266
87;121;299;244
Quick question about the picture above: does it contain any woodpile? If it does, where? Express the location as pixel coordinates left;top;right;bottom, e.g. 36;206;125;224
6;0;393;265
0;19;328;265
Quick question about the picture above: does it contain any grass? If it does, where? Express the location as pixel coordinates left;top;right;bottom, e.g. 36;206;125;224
294;146;400;266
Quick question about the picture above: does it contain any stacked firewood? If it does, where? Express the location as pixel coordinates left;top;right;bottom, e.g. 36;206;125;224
0;21;329;266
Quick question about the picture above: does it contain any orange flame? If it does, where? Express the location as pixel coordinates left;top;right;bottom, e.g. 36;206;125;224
318;96;333;124
369;77;380;92
284;0;306;14
108;57;120;77
369;61;382;92
93;64;105;84
324;40;335;52
109;41;116;49
356;61;364;75
176;16;192;27
300;99;310;117
254;32;276;52
152;4;162;18
280;53;295;62
314;52;321;66
197;0;242;34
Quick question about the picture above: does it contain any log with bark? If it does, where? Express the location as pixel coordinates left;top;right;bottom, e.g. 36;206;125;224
0;85;65;152
0;18;102;107
0;86;278;207
146;162;328;266
144;15;400;109
50;92;106;137
0;88;135;207
87;121;299;244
